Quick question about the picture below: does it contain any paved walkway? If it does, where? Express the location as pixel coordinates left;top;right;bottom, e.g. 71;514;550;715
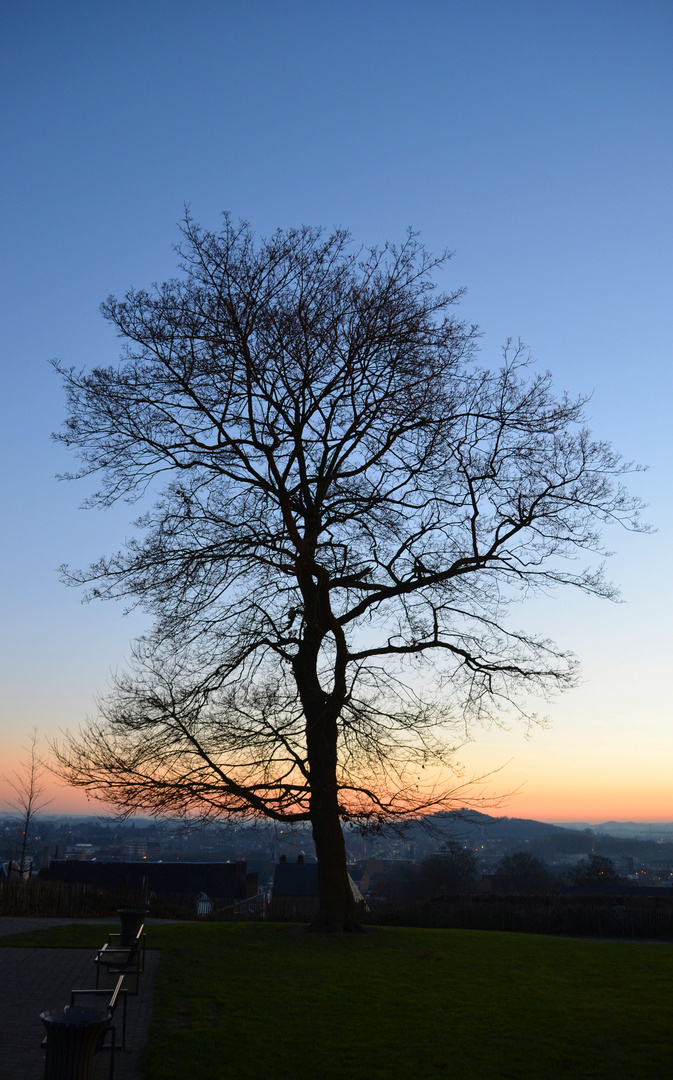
0;918;161;1080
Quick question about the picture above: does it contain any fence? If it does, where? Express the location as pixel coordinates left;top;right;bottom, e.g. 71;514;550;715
0;880;130;918
358;893;673;939
3;880;673;939
0;879;265;921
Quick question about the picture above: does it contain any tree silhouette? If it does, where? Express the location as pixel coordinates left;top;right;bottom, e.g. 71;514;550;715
417;841;477;896
571;854;621;888
494;851;557;894
51;214;643;930
3;729;51;879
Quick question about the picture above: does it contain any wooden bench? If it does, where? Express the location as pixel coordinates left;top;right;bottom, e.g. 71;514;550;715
70;974;128;1051
94;923;146;995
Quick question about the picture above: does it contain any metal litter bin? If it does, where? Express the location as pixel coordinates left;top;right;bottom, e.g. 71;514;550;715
117;907;149;947
40;1006;110;1080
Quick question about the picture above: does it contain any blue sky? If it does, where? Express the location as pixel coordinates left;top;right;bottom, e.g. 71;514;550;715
1;0;671;818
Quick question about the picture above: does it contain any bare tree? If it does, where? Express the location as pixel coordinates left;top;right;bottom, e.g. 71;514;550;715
51;214;644;930
3;728;51;879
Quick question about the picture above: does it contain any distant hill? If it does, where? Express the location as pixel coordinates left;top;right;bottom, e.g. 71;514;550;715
554;820;673;838
591;821;673;838
417;810;587;842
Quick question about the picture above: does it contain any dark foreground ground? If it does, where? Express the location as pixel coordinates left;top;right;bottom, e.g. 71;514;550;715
0;917;159;1080
2;918;672;1080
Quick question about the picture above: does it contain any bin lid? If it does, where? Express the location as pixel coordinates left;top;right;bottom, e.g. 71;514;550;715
40;1007;109;1026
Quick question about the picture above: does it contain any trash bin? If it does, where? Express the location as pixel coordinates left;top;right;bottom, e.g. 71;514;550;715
117;907;149;947
40;1007;110;1080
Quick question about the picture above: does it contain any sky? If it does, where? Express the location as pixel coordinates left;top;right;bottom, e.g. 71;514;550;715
1;0;671;822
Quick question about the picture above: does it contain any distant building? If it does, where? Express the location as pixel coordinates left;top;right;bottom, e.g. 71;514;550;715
42;859;258;900
270;856;363;919
1;860;32;882
122;839;162;859
64;844;96;861
358;858;414;897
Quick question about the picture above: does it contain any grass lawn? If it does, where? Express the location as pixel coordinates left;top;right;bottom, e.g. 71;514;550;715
4;921;672;1079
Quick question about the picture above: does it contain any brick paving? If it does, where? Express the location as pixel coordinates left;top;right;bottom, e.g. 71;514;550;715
0;918;161;1080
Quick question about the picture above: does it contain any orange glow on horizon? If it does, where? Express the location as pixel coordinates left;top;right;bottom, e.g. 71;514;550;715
464;763;673;825
0;770;670;824
1;729;671;824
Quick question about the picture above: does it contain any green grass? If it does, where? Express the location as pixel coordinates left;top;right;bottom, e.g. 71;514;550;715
4;922;672;1079
0;924;117;948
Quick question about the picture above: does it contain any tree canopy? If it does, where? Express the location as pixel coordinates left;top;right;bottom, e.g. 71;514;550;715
417;841;478;896
493;851;557;894
571;854;621;888
52;214;643;929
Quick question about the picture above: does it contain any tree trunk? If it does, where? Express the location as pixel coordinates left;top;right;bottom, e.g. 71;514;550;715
302;689;363;932
294;586;362;931
18;815;29;877
310;790;363;933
